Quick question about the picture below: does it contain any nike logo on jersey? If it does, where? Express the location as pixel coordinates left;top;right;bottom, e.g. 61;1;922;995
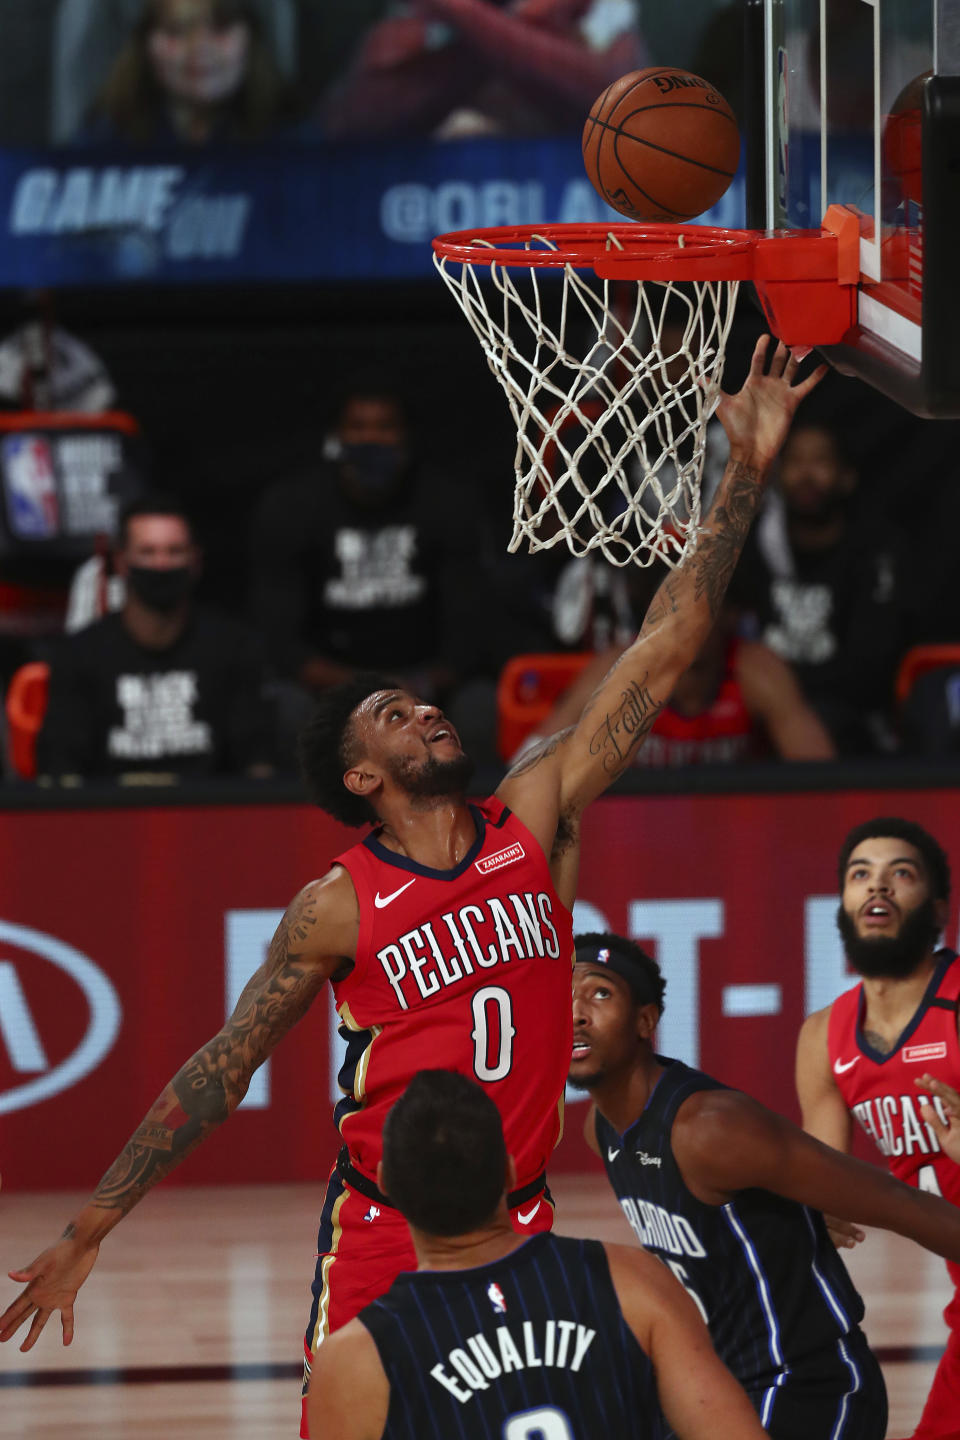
834;1056;860;1074
374;879;416;908
516;1202;541;1225
607;1146;621;1161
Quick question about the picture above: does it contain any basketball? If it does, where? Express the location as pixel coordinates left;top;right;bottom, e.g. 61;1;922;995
582;68;740;223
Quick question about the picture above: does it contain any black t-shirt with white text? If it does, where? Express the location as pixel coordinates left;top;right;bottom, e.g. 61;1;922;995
250;461;484;678
39;609;274;779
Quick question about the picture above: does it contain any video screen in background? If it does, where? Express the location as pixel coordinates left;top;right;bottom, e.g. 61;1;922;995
0;1;746;286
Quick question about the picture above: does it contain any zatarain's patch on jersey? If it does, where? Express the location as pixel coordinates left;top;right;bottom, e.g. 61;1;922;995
475;842;525;875
903;1042;948;1064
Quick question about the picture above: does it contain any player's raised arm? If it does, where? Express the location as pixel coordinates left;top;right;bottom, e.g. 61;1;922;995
500;338;826;820
0;873;355;1353
605;1243;767;1440
672;1088;960;1263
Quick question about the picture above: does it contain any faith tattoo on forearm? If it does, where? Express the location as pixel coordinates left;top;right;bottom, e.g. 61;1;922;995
589;676;663;773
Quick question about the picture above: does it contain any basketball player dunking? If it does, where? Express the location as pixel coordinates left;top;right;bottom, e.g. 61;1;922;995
571;931;960;1440
309;1069;769;1440
0;339;824;1438
796;818;960;1440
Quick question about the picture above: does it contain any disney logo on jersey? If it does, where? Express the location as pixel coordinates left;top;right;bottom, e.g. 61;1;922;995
635;1151;662;1167
475;842;525;876
375;892;561;1011
487;1282;507;1314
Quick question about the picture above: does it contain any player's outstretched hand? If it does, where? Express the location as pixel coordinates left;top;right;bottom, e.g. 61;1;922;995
916;1073;960;1164
823;1213;866;1250
1;1234;100;1351
716;336;828;474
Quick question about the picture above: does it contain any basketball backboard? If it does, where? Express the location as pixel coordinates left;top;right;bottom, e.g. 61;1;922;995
746;0;960;416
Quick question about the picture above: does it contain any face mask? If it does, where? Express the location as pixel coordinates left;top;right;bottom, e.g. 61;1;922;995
127;565;194;613
337;443;406;506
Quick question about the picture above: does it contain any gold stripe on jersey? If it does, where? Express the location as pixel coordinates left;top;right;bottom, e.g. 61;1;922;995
336;999;382;1140
554;1089;565;1147
310;1182;350;1354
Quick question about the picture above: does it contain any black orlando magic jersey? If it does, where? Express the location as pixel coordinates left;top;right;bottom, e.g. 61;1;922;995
357;1232;662;1440
595;1058;887;1440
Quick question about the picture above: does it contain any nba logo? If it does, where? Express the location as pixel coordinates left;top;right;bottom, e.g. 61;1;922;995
487;1282;507;1314
363;1205;381;1224
2;435;59;539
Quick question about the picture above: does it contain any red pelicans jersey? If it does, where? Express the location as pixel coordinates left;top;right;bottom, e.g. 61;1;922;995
633;642;761;768
330;797;573;1188
827;949;960;1205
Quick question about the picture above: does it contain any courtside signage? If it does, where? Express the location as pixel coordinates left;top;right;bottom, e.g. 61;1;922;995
0;920;121;1115
2;789;959;1187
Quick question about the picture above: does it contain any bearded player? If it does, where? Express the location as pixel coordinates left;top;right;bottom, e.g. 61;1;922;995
796;817;960;1440
0;339;824;1438
572;931;960;1439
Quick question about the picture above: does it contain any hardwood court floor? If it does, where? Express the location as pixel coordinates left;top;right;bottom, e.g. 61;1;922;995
0;1174;951;1439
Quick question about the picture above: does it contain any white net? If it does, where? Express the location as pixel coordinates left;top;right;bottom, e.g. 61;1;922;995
434;231;740;568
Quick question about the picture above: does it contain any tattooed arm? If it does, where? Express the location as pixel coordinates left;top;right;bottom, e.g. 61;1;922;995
0;869;358;1352
499;338;826;845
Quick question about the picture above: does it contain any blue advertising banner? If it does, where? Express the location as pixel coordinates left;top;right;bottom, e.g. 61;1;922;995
0;139;749;288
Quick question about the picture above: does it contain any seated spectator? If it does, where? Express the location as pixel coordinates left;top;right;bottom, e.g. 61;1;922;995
319;0;648;140
901;666;960;757
38;494;275;782
78;0;297;145
521;602;836;765
249;381;492;760
733;417;913;755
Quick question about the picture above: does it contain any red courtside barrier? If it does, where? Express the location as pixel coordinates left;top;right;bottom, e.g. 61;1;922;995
1;789;957;1191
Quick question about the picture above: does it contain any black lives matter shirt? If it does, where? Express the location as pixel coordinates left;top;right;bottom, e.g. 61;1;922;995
734;517;910;720
358;1233;662;1440
595;1060;873;1410
39;610;273;778
250;463;483;678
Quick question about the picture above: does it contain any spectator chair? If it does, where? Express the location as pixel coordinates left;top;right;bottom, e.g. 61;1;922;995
5;662;49;780
895;644;960;708
496;652;592;762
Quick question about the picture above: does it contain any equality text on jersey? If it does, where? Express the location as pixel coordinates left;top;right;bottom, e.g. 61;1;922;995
430;1318;596;1405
